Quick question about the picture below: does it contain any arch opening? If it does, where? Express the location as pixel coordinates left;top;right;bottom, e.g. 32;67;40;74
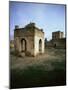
39;39;42;53
54;43;56;48
21;39;27;52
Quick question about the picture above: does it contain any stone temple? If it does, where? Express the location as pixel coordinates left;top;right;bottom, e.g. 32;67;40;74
14;22;45;56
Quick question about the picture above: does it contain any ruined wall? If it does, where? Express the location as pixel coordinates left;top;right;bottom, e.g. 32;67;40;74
46;38;66;49
52;38;66;48
46;40;53;48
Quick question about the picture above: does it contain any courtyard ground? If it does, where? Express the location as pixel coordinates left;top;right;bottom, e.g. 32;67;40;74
10;48;66;89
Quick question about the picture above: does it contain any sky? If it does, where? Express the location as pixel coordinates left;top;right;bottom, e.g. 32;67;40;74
9;1;66;41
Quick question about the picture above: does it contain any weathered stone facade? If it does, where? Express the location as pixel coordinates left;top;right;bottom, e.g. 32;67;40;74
52;38;66;48
46;31;66;48
14;23;44;56
52;31;63;40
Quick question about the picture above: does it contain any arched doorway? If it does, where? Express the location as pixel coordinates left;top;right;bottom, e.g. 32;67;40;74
21;39;27;52
39;39;42;53
54;43;56;48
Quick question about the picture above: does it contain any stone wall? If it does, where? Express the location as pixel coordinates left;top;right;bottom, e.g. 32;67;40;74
46;38;66;49
52;38;66;48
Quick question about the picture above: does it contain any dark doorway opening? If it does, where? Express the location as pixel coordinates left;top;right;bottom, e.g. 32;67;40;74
21;39;27;52
39;39;42;53
54;43;56;48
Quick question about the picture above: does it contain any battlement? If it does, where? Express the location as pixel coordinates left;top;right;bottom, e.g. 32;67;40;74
52;31;64;40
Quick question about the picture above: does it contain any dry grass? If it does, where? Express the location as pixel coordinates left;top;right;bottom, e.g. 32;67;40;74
10;48;66;89
10;48;65;70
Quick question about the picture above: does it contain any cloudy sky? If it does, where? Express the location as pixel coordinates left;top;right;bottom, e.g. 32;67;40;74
9;1;66;40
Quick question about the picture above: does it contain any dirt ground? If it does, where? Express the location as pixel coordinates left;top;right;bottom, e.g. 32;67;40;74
10;48;66;89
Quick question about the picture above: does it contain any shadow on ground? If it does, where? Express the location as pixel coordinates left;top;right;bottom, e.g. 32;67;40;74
10;61;66;89
10;48;66;89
